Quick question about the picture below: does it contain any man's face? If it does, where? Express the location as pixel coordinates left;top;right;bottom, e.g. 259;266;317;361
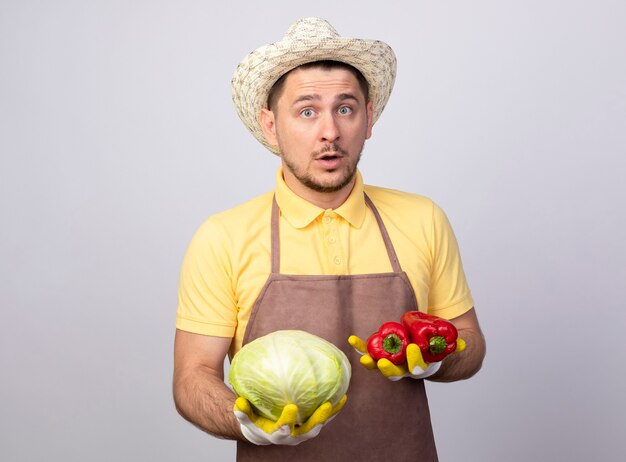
260;66;373;202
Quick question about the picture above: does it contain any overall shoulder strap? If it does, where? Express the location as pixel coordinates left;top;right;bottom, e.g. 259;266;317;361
363;193;402;273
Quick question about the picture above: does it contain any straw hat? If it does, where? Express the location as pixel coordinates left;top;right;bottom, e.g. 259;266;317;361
231;17;397;154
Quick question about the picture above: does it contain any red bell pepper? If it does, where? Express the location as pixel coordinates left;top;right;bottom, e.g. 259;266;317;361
366;322;410;365
401;311;459;363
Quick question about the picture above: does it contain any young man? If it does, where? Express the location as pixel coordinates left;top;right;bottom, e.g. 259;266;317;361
173;17;486;461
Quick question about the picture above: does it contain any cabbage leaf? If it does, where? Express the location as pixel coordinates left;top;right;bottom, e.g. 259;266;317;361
229;330;351;424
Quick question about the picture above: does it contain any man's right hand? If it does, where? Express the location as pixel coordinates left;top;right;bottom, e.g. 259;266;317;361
233;395;347;446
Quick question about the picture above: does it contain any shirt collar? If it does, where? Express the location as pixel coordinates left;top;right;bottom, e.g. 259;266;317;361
274;166;367;229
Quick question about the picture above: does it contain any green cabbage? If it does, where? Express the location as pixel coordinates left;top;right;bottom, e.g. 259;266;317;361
228;330;351;424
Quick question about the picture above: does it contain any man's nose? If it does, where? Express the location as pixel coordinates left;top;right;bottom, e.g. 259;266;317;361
319;113;340;143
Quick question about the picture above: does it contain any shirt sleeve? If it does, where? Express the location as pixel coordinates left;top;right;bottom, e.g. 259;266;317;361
427;202;475;320
175;218;238;337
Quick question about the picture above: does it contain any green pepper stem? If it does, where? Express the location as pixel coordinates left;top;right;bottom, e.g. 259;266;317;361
429;336;447;355
383;334;403;354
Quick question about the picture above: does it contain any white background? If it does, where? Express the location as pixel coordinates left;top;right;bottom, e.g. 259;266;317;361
1;1;625;461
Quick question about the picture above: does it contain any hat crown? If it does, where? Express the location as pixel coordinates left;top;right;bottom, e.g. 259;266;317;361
284;17;339;41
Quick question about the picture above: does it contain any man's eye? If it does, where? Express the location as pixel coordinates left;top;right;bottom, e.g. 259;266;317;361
301;109;314;118
338;106;352;115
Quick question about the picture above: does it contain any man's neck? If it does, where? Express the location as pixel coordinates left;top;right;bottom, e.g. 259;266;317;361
283;174;356;210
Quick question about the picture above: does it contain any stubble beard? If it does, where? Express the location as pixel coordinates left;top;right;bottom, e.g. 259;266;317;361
281;143;364;194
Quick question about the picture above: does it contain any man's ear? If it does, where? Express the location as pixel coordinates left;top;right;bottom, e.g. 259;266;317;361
259;108;278;147
365;101;374;140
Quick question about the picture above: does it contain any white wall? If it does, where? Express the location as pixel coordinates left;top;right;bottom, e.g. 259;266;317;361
1;1;624;460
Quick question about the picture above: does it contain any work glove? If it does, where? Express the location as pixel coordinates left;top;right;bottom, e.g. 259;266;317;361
348;335;465;380
233;395;347;445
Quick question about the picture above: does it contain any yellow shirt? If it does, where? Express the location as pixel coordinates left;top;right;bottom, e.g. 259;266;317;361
176;168;474;355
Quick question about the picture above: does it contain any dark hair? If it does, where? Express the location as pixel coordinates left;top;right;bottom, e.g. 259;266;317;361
267;60;369;111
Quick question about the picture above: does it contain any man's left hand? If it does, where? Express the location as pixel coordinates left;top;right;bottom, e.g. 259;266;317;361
348;335;465;380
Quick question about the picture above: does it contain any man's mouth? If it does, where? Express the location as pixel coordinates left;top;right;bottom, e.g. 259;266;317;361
318;153;341;161
315;145;346;160
315;152;344;170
